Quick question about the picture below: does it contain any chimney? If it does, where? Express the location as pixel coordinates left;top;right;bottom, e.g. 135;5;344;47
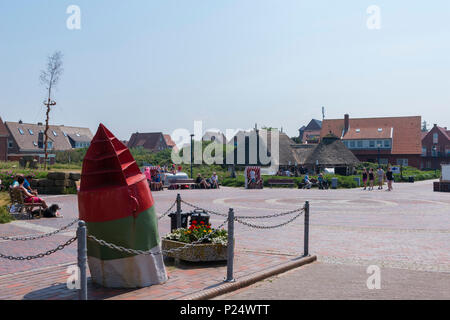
19;120;23;124
37;122;43;126
343;114;350;136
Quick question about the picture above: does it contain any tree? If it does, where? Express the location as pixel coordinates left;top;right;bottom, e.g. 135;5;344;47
40;51;63;170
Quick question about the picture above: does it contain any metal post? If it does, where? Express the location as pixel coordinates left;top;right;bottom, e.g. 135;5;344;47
304;201;310;257
77;220;88;300
226;208;235;282
176;193;181;229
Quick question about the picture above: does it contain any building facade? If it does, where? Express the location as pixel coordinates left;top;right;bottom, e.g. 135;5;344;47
421;124;450;169
127;132;168;152
4;120;93;164
321;114;422;168
299;119;322;144
0;117;9;161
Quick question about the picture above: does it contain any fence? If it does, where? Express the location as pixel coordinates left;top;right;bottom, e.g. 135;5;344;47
0;193;311;300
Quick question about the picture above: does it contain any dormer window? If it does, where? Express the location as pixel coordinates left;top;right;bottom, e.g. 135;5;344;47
378;128;383;132
18;128;24;135
355;129;360;133
52;130;58;137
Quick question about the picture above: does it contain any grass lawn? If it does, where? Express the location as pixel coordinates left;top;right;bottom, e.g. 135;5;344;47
0;192;9;206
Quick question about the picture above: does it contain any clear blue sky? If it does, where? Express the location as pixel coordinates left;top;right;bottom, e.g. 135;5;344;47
1;0;449;140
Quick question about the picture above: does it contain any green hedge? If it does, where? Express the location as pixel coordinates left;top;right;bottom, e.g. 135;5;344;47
0;206;14;224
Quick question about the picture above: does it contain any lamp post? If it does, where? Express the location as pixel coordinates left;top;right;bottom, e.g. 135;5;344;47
377;142;382;165
190;134;194;178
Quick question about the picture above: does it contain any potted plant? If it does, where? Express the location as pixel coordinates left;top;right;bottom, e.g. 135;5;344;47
161;220;228;262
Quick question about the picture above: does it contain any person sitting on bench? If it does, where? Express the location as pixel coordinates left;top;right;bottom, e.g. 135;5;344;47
210;172;220;189
16;176;48;209
317;173;327;190
249;169;263;189
196;173;210;189
303;174;312;189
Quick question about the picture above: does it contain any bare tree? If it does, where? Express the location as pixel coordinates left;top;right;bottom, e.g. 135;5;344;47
40;51;63;170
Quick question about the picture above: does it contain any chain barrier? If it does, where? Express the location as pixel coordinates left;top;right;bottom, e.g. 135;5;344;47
234;210;304;229
0;219;80;241
87;218;229;256
180;199;228;217
0;236;77;260
181;198;304;220
157;200;177;220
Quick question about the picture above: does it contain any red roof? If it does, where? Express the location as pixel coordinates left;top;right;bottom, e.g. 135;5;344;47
343;127;392;140
321;116;422;155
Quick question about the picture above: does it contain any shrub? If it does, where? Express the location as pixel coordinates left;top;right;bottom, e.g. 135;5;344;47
0;205;14;224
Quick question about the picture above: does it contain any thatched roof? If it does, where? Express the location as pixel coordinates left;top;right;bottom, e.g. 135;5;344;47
302;133;360;166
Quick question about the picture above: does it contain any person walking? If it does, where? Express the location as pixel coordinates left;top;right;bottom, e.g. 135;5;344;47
362;168;368;190
377;167;385;190
386;166;394;191
368;168;375;190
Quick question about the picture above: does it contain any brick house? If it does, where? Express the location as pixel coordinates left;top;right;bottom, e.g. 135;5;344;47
299;119;322;144
421;124;450;169
320;114;422;168
0;117;9;161
127;132;168;152
5;121;93;164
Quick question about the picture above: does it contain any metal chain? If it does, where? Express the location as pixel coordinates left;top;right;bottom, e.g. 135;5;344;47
234;210;304;229
180;199;229;217
236;207;305;219
0;219;80;241
181;198;305;220
158;200;177;220
0;236;77;260
87;219;229;256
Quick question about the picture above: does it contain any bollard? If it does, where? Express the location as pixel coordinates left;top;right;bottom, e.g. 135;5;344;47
176;193;182;229
226;208;235;282
77;220;88;300
304;201;310;257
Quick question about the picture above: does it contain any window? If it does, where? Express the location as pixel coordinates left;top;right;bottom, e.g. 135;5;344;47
8;139;13;148
355;129;360;133
384;140;390;148
357;140;363;148
397;159;408;166
18;128;24;135
433;133;438;144
47;141;53;149
431;146;437;157
378;128;383;132
63;132;67;137
33;141;38;147
28;129;34;135
422;147;427;156
52;130;58;137
350;141;355;148
76;133;80;137
376;141;383;148
369;141;375;148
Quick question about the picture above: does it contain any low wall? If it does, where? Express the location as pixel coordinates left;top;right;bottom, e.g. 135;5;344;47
30;172;80;195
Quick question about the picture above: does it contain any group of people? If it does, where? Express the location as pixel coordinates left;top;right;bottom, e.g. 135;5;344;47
361;166;394;191
195;172;220;189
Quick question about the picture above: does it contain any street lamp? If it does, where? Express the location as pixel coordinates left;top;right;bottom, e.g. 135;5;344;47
377;142;382;165
190;134;194;178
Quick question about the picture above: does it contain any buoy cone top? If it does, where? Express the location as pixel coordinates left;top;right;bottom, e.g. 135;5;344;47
80;123;142;191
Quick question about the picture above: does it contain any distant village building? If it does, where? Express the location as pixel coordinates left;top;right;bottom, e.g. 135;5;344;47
164;134;178;153
321;114;422;168
0;117;9;161
299;119;322;144
421;124;450;169
202;131;227;144
4;120;93;164
127;132;168;152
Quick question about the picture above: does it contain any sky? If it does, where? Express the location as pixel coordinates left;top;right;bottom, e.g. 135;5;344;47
0;0;449;141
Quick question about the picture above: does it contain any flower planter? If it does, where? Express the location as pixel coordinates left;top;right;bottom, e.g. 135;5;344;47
161;239;227;262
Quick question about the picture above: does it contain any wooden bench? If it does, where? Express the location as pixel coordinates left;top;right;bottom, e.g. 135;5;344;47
267;179;296;188
168;179;197;190
8;187;44;219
